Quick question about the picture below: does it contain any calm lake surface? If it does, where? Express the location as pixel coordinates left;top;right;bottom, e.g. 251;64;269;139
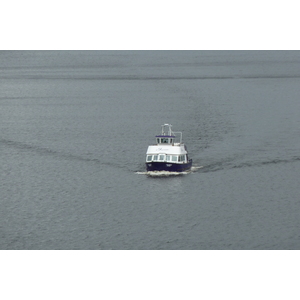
1;50;300;249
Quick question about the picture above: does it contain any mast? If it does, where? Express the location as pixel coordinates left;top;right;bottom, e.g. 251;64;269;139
160;124;182;143
161;124;173;136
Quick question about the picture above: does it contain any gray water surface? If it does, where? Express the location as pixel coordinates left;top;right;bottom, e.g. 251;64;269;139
1;50;300;249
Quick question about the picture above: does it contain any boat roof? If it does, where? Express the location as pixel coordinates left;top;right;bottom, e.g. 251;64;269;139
146;144;187;155
155;135;175;138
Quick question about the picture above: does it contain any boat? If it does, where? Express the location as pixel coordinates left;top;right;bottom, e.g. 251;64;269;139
145;124;192;172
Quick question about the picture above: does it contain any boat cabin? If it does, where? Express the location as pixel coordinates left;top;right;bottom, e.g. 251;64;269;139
154;123;182;144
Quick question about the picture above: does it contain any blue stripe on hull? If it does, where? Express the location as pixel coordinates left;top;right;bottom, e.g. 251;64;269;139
146;160;192;172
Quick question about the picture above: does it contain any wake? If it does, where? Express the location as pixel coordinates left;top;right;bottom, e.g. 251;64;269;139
136;166;203;177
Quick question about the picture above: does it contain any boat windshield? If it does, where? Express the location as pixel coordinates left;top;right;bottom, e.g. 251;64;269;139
156;137;173;144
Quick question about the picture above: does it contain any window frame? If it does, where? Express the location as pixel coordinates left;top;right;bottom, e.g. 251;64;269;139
159;154;165;161
171;155;178;162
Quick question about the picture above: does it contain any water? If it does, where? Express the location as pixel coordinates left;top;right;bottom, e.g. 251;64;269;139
1;50;300;249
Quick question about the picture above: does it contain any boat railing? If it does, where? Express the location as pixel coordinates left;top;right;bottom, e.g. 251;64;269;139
172;131;182;144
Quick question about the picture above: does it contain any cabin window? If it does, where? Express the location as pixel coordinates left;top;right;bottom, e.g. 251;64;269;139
147;155;152;162
157;138;159;144
161;138;168;143
178;155;185;162
153;155;158;161
166;155;171;162
172;156;178;162
159;154;165;161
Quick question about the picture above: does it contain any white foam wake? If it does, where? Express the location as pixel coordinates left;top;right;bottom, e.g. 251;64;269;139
191;166;203;171
136;171;188;176
136;166;203;177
